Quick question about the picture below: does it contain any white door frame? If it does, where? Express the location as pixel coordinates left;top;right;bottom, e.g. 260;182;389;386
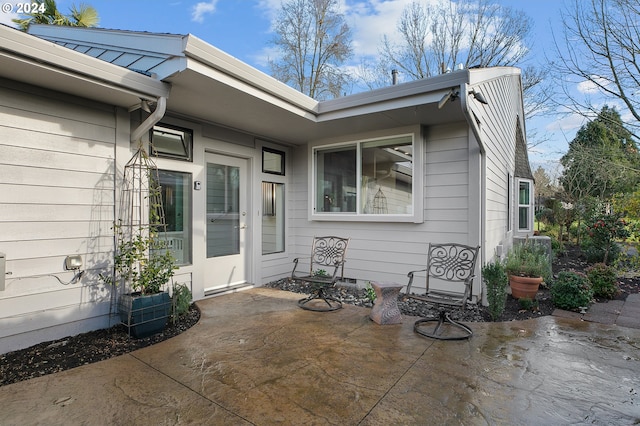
203;151;253;294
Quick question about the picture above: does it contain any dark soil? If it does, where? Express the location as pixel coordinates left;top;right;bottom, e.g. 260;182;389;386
1;244;638;387
0;306;200;387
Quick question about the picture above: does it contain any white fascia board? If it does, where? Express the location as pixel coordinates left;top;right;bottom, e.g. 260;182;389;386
185;59;317;121
1;26;170;100
468;66;521;85
317;71;469;121
316;91;446;122
184;35;319;114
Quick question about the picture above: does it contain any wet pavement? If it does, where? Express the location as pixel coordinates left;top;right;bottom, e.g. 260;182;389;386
1;287;639;425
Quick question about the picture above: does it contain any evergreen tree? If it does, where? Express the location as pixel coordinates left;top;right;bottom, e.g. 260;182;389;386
560;106;639;202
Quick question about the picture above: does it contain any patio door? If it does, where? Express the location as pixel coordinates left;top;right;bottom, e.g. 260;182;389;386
204;153;250;293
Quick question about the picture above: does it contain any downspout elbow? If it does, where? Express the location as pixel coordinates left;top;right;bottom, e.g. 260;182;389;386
460;83;485;155
130;96;167;143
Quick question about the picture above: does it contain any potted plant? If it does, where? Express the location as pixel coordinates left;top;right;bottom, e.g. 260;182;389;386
101;145;177;338
504;241;551;300
110;224;177;338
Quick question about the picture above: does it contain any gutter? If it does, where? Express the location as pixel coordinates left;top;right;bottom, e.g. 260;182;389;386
130;96;167;143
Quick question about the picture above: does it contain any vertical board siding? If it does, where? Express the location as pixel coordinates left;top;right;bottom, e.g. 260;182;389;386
0;82;117;353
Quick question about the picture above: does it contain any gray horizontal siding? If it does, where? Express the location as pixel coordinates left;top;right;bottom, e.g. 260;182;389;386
0;82;118;353
283;123;471;292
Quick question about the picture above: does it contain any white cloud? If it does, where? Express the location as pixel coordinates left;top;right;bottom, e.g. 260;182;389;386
545;113;586;133
251;45;279;69
576;76;610;94
191;0;218;23
346;0;413;58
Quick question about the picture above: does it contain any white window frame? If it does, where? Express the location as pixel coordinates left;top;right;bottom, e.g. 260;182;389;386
309;128;424;223
259;141;289;259
517;178;533;232
157;169;193;266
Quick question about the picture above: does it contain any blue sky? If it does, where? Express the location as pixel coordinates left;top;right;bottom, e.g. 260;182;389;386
1;0;584;176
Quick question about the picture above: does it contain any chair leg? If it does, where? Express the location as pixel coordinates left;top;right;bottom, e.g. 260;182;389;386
298;287;342;312
413;309;472;340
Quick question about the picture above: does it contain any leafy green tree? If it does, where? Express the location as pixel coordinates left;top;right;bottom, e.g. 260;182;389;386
533;166;555;206
560;106;639;202
268;0;352;100
13;0;98;31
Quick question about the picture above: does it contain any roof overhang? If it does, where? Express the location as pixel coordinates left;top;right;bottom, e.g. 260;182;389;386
169;37;471;144
0;25;170;108
5;25;490;145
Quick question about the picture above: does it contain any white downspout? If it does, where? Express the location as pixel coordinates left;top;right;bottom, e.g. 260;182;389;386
130;96;167;143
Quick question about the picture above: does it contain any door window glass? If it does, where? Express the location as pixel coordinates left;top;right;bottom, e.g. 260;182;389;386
207;163;240;257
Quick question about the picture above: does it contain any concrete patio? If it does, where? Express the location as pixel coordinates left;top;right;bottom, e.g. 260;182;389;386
1;287;639;425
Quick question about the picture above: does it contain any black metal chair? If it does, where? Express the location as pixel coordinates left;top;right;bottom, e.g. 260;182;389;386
406;243;480;340
291;236;350;311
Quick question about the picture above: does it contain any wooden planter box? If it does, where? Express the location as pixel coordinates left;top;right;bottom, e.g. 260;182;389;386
119;292;171;338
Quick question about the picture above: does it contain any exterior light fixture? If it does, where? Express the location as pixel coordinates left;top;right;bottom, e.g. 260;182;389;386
468;89;488;105
437;89;460;109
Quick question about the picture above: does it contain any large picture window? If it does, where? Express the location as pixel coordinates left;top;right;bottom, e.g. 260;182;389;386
313;134;416;220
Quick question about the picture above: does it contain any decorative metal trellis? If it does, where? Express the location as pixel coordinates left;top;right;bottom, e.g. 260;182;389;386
117;144;167;251
373;187;388;214
108;143;172;330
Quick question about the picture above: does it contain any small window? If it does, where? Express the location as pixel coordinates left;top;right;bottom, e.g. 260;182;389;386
518;180;532;231
151;124;193;162
262;182;285;254
263;147;285;175
157;170;192;265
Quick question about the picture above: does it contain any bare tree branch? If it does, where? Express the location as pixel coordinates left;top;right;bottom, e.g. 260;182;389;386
551;0;640;140
268;0;352;100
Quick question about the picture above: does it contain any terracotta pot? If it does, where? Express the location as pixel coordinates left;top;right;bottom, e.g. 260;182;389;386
509;275;543;299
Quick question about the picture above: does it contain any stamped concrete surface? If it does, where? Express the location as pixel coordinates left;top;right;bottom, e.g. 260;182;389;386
1;287;639;425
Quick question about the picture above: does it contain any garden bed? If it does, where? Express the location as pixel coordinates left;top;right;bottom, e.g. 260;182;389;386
1;244;638;387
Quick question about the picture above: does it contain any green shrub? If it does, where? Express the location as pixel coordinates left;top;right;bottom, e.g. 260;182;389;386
518;297;538;311
550;236;564;257
614;243;640;277
172;283;192;318
482;260;508;321
582;244;621;265
363;282;376;302
583;213;630;264
550;271;594;310
586;263;618;299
